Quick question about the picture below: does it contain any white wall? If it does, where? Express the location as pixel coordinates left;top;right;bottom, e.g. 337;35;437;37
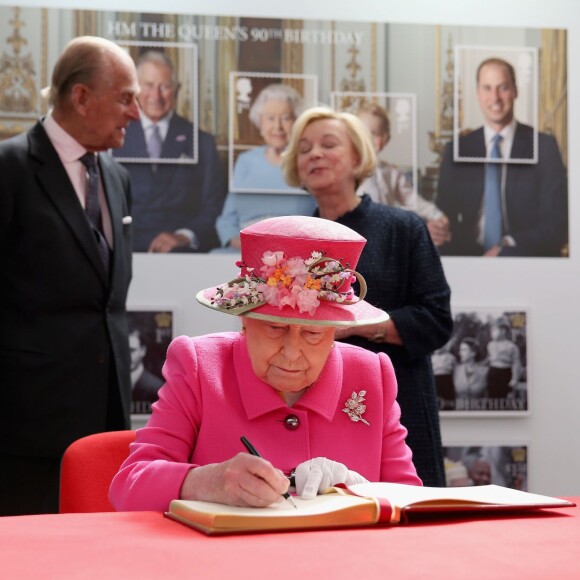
4;0;579;496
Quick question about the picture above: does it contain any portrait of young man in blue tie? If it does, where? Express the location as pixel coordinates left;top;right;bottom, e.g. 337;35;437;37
435;54;568;257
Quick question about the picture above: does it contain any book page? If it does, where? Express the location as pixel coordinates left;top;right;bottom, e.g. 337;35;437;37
168;490;383;532
173;492;372;519
347;482;573;508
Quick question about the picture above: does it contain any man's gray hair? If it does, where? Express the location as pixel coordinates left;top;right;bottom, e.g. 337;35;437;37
136;50;178;86
48;36;124;110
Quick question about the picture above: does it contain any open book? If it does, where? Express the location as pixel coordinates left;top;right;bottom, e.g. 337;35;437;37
164;482;575;535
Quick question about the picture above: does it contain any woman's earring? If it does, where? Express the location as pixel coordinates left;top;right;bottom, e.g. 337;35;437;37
240;327;246;335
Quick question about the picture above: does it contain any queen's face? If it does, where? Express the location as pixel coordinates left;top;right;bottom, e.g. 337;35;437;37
259;98;295;153
296;118;360;198
243;318;336;393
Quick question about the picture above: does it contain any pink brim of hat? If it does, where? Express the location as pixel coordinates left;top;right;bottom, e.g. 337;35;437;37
196;288;389;327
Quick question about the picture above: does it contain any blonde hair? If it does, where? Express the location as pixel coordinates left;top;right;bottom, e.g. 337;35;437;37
281;106;377;189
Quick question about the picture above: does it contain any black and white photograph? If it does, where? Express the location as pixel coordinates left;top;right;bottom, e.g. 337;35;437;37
127;309;173;415
444;445;528;491
432;309;528;414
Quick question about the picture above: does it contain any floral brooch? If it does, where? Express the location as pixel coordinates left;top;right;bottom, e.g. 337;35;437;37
209;250;367;316
342;390;370;426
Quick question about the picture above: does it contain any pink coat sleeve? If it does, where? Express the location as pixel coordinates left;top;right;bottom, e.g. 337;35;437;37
109;336;204;512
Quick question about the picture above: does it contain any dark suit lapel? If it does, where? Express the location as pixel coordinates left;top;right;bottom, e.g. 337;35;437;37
509;123;534;160
122;121;149;157
162;115;194;159
505;124;533;207
98;152;124;283
28;123;108;285
462;127;487;158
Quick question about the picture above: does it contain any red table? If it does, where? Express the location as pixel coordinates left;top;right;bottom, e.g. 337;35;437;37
1;500;578;579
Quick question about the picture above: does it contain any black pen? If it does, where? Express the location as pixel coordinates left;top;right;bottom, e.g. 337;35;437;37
240;436;297;509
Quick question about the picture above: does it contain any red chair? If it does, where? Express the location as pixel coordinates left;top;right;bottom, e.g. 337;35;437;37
59;430;136;513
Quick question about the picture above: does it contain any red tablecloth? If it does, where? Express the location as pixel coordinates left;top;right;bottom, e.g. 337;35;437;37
1;500;578;579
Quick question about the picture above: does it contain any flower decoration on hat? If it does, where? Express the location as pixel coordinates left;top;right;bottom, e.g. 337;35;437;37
210;250;367;316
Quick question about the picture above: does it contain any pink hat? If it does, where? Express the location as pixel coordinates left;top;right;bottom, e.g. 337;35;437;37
196;215;388;327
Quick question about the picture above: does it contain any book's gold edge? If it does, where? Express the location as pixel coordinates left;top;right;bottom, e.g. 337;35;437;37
165;509;378;535
165;511;214;535
166;494;381;534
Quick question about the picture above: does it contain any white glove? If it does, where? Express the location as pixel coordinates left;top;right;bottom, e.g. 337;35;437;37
294;457;368;500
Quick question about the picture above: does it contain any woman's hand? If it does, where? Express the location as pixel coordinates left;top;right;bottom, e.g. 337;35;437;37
294;457;368;500
180;453;290;507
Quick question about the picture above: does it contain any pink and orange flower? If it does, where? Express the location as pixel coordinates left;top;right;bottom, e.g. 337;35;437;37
212;250;358;315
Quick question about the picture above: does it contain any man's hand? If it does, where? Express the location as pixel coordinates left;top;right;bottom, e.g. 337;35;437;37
483;245;502;257
427;215;451;246
148;232;190;253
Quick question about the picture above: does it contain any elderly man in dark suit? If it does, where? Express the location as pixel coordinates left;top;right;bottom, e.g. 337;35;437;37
113;50;227;253
0;36;140;515
437;57;568;257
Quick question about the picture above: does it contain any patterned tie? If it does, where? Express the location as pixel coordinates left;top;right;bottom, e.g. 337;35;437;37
148;124;162;159
79;152;110;274
148;125;162;173
483;134;503;251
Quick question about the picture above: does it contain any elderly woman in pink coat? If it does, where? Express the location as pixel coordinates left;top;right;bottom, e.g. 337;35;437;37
110;215;421;512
